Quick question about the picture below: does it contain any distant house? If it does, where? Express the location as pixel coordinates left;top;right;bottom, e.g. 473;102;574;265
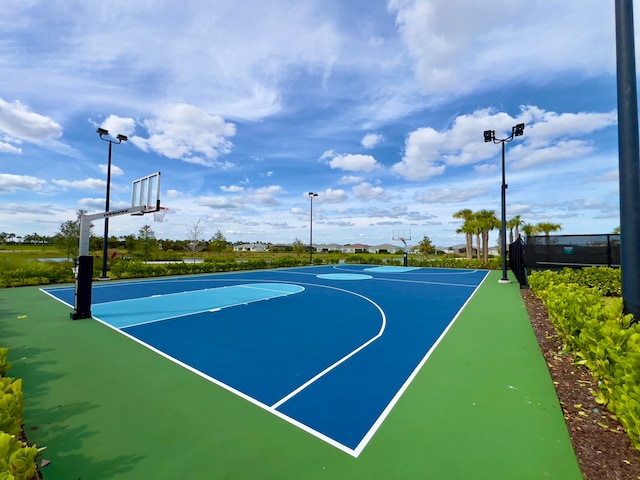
450;244;478;256
341;244;369;254
270;244;292;252
370;243;402;254
316;243;343;253
233;243;267;252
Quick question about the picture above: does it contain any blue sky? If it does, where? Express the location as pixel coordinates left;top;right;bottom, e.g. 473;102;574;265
0;0;625;247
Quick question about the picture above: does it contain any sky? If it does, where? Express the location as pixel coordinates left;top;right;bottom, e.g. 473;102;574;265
0;0;628;248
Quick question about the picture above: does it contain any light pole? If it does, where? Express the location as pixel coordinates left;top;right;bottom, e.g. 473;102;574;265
308;192;318;265
97;128;128;280
616;0;640;318
484;123;525;283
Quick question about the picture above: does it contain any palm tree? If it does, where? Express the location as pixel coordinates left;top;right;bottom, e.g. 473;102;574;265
521;222;537;239
536;222;562;245
453;209;474;260
468;213;483;261
476;209;500;263
507;215;523;243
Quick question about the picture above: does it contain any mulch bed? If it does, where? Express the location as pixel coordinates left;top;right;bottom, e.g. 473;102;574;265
521;288;640;480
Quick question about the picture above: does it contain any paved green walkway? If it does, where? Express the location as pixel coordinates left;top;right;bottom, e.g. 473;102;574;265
0;271;583;479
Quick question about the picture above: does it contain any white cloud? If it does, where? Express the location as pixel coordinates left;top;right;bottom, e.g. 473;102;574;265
391;127;446;181
320;149;337;161
352;182;387;201
512;140;594;170
0;141;22;154
290;207;307;216
131;103;236;166
414;186;489;204
392;105;618;181
361;132;383;149
52;178;106;190
474;163;497;175
388;0;614;96
98;114;137;138
79;197;128;211
98;164;124;176
596;170;618;182
329;153;381;172
318;188;348;203
338;175;365;185
0;173;47;193
0;99;62;152
198;196;241;209
521;107;617;147
250;185;283;206
220;185;245;192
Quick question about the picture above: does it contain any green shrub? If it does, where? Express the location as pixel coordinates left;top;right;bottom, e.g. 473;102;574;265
530;266;621;296
0;262;75;287
0;379;23;438
409;256;500;270
0;432;43;480
0;351;9;378
529;269;640;450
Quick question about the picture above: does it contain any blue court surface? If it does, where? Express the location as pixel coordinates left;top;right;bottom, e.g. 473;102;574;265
43;265;488;456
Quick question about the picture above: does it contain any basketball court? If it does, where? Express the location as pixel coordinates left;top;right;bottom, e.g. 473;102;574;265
44;265;489;456
0;171;582;478
1;269;583;479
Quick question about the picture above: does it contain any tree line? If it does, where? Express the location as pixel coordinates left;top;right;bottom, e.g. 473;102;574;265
48;211;231;261
453;209;562;262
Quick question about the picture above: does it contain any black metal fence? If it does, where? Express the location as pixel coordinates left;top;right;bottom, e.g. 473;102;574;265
523;234;620;270
508;236;527;288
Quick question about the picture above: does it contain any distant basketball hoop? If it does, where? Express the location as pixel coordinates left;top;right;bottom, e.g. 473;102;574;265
153;207;169;223
392;229;411;267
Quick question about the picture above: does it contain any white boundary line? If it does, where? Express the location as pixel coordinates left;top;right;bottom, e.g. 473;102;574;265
270;287;386;409
350;269;491;456
330;264;481;275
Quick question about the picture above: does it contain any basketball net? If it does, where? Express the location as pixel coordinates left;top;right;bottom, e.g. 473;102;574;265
153;207;168;223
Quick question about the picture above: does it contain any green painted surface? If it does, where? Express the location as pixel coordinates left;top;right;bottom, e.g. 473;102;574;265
0;271;583;479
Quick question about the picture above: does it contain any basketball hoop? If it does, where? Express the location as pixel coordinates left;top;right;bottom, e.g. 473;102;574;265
153;207;168;223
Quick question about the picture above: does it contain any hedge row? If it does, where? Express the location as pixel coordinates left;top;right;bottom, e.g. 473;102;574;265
108;256;317;279
0;254;504;287
0;263;75;288
529;268;639;451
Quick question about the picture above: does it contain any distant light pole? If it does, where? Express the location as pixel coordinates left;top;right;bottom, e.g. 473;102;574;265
484;123;525;283
308;192;318;265
97;128;128;280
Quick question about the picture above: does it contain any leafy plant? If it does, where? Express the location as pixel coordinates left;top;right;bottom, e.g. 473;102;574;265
0;351;10;378
529;269;640;450
0;379;23;438
0;432;44;480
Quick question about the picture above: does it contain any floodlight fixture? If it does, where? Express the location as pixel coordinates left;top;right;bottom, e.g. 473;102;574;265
97;127;109;136
483;130;495;143
116;134;128;142
513;123;525;137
